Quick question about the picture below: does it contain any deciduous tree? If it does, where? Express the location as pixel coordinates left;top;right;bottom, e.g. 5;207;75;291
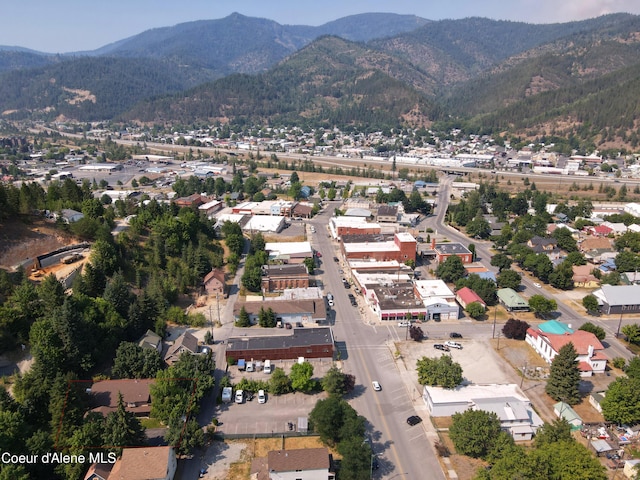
417;355;462;389
449;409;502;459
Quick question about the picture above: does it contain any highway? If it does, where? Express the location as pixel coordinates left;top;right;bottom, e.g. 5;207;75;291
308;202;445;480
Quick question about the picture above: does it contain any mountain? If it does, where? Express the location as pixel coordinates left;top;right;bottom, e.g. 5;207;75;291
0;50;58;74
372;13;636;87
123;36;437;128
0;57;189;121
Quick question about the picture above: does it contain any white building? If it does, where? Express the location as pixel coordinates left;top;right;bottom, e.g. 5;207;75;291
423;384;543;441
413;280;459;321
242;215;285;234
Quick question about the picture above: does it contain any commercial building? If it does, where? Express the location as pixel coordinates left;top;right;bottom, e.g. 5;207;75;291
233;298;327;325
430;239;473;264
225;328;334;361
422;384;543;441
261;264;310;292
329;217;381;238
592;284;640;315
265;241;313;263
342;232;416;263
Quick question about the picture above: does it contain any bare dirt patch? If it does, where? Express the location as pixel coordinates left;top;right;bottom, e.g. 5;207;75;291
0;218;79;270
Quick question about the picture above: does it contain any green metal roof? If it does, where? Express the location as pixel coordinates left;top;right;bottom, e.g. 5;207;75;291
496;288;528;308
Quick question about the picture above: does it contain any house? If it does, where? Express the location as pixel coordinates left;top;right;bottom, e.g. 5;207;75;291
456;286;486;310
226;328;334;361
261;264;309;292
527;236;557;252
164;331;199;366
497;288;529;311
89;379;154;417
554;402;582;429
525;321;607;376
250;448;334;480
586;224;613;237
579;236;613;254
54;209;85;224
622;272;640;285
589;391;606;413
108;446;177;480
83;462;113;480
572;265;600;288
593;284;640;314
422;384;543;441
173;193;204;208
137;330;162;353
203;268;226;296
198;199;224;217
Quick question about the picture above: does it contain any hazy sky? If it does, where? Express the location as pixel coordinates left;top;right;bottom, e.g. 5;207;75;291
5;0;640;53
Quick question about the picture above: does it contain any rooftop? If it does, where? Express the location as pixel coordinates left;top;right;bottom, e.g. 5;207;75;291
537;320;574;335
594;284;640;306
267;448;330;472
108;447;174;480
263;264;308;277
434;242;472;255
497;288;529;308
424;383;529;405
414;280;455;299
226;328;334;352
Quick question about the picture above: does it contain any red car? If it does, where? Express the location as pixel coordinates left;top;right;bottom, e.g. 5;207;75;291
316;251;322;257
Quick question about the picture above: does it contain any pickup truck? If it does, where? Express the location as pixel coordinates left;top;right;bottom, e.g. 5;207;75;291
444;341;463;349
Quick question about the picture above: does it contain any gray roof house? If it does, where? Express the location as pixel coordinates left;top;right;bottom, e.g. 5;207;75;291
593;284;640;315
164;331;199;366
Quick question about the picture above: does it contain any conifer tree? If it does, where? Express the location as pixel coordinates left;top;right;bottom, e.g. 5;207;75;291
545;342;581;405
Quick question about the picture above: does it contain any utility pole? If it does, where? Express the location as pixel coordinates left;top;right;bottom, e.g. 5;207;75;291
492;305;497;339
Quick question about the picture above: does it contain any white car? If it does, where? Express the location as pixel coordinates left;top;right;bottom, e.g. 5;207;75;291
258;389;266;404
444;341;463;350
235;389;244;404
372;381;381;391
328;299;334;307
533;282;541;288
398;321;411;327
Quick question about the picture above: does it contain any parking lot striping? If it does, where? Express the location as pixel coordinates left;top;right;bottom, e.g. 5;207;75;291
410;432;424;441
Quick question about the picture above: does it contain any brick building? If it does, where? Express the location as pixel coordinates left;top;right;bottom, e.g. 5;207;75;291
261;264;310;292
226;328;334;361
431;239;473;264
342;232;416;263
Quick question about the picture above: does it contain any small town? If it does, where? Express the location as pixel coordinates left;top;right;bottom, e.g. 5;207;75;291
4;3;640;480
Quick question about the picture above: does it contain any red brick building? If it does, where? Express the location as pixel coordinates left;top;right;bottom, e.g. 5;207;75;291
431;239;473;264
342;232;416;263
261;264;310;292
226;328;334;361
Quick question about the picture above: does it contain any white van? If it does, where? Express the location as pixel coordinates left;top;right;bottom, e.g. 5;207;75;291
222;386;233;403
263;360;272;374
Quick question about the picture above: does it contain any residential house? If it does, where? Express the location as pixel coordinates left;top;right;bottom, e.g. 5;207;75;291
137;330;162;353
203;268;225;296
164;331;199;366
456;286;486;310
292;203;313;219
554;402;582;429
572;265;600;288
601;221;628;235
174;193;204;208
527;236;558;252
622;272;640;285
250;447;334;480
586;224;613;237
497;288;529;312
108;446;177;480
525;321;607;376
89;379;154;417
54;209;85;224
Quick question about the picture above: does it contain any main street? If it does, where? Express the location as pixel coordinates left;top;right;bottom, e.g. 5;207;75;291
308;202;445;480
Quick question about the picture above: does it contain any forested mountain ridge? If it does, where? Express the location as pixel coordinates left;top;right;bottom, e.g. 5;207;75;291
124;36;437;127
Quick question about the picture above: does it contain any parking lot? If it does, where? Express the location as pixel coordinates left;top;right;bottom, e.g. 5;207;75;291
398;338;516;387
215;358;334;435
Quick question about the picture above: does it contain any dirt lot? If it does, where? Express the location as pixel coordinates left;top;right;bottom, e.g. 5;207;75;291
0;218;79;270
200;436;335;480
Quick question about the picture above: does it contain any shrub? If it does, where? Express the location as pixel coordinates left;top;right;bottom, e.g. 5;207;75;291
502;318;530;340
612;357;626;370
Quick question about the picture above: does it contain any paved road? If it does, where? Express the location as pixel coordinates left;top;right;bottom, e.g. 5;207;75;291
428;175;637;362
308;203;445;480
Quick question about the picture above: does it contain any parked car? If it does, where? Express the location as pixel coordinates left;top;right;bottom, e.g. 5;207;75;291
533;282;541;288
449;332;463;338
316;251;322;258
444;341;463;349
285;323;293;329
372;381;381;391
434;344;450;352
327;293;334;301
258;389;266;404
328;299;334;307
235;390;244;404
398;321;411;327
296;322;304;327
333;256;339;262
407;415;422;426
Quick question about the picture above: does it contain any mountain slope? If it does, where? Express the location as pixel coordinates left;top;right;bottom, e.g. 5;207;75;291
123;36;437;127
0;57;189;121
372;13;636;86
